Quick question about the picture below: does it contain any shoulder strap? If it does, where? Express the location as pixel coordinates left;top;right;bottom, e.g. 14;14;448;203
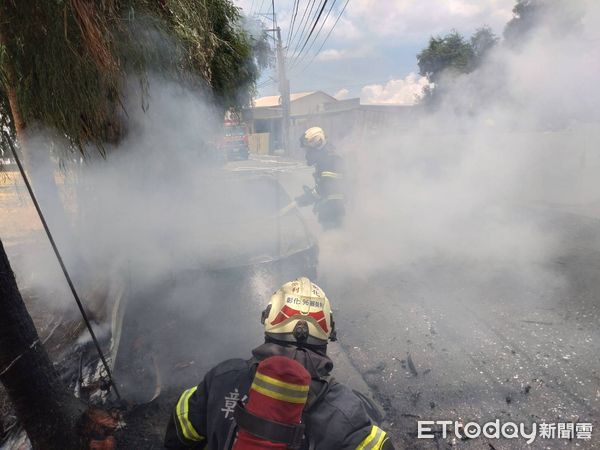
223;419;238;450
301;376;336;450
234;401;305;449
305;376;335;412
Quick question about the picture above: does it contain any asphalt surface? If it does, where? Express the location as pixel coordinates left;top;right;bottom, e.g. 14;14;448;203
330;253;600;449
2;154;599;449
230;155;600;449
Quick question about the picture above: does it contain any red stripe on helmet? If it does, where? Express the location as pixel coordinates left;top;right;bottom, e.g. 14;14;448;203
270;306;329;334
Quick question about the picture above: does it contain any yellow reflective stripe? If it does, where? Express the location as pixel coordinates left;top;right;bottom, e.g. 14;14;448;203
251;375;309;402
251;381;309;404
356;426;378;450
252;376;308;398
320;171;343;179
373;430;386;449
254;371;310;392
176;387;204;442
357;426;386;450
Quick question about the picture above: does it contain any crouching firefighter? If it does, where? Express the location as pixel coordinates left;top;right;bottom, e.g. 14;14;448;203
296;127;346;230
164;277;395;449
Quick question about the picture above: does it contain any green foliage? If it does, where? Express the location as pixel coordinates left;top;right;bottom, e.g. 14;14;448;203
471;26;499;65
504;0;541;43
504;0;584;46
0;1;123;152
416;27;499;107
131;0;269;108
417;31;475;83
0;0;270;154
413;0;586;111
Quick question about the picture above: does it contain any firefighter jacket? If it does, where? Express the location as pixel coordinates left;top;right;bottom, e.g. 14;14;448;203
295;144;346;229
164;343;394;450
311;146;346;229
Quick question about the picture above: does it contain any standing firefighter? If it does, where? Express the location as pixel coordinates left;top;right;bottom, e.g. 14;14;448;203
295;127;346;230
164;277;395;449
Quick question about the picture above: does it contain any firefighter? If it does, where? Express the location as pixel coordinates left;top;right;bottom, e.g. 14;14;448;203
296;127;346;230
164;277;395;449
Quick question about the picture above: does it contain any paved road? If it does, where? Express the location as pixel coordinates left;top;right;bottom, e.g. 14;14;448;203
2;154;599;448
230;155;600;449
328;251;600;449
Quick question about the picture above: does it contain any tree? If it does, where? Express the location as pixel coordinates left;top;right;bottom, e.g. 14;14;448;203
416;27;499;106
471;26;499;67
0;0;269;156
504;0;542;44
0;238;84;450
0;1;268;448
417;30;474;84
504;0;584;47
0;0;270;266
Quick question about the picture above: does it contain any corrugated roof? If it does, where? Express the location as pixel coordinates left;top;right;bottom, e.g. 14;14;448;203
253;91;317;108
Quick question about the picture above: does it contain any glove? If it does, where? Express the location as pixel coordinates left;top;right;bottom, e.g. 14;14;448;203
295;185;318;207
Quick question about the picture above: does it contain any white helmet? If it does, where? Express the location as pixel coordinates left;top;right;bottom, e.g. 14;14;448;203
301;127;326;149
261;277;336;346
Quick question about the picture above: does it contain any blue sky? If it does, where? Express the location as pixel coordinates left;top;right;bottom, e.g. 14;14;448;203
235;0;516;104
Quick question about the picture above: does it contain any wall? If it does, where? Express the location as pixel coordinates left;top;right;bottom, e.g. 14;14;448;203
248;133;270;154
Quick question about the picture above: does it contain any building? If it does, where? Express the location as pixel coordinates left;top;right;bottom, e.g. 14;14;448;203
244;91;338;152
243;91;419;156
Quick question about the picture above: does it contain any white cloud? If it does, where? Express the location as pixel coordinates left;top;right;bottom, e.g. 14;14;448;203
235;1;514;46
334;88;350;100
448;0;483;17
337;0;514;43
360;73;430;105
315;46;371;61
234;0;516;96
315;49;347;61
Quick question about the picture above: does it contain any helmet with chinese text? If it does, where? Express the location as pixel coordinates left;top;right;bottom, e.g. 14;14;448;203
261;277;336;346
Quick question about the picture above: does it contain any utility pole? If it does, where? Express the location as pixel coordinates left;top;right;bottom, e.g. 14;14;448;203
277;27;291;156
267;26;291;155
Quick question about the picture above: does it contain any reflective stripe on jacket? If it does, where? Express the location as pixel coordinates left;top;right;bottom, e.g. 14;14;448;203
164;345;394;450
312;147;346;203
357;425;390;449
174;386;206;445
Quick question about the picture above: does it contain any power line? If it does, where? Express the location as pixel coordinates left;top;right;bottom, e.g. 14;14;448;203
285;0;300;51
4;134;121;401
257;0;266;14
289;0;337;70
293;0;329;64
294;0;350;75
289;0;317;59
256;79;276;89
287;0;315;55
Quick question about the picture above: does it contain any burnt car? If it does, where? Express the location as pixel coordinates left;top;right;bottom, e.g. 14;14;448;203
112;173;318;403
0;173;318;448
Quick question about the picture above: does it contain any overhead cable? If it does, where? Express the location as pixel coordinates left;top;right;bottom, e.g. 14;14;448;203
289;0;337;70
294;0;329;60
285;0;300;51
294;0;350;75
289;0;317;59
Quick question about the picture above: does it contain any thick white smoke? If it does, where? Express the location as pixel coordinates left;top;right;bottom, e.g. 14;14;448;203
316;1;600;306
1;2;599;424
1;76;301;398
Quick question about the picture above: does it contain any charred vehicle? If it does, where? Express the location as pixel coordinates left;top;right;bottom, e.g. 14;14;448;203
0;173;318;448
